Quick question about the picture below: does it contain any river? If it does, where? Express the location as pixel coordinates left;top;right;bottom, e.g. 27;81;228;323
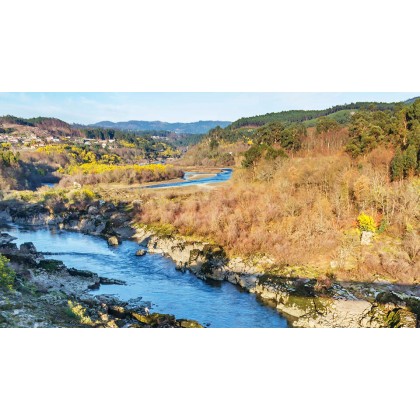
146;168;233;189
1;224;288;328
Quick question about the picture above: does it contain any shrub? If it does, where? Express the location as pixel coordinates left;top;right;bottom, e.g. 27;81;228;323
0;255;16;290
357;213;376;232
70;187;97;203
66;300;93;325
19;191;36;202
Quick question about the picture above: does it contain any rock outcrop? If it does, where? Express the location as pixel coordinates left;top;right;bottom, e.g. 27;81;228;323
107;236;119;246
0;233;17;245
255;277;419;328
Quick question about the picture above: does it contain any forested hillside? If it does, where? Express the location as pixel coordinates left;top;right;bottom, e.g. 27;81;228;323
0;115;79;136
228;101;401;129
182;99;420;175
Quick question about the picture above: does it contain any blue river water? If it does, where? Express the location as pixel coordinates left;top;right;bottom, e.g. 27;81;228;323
1;224;288;328
146;168;233;189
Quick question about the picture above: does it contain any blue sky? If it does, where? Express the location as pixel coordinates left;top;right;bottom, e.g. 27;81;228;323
0;92;418;124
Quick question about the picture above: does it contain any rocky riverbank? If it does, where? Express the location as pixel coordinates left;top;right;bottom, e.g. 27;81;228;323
0;232;202;328
1;198;419;328
136;228;420;328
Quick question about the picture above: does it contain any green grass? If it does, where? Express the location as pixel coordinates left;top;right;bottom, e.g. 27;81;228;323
303;109;357;127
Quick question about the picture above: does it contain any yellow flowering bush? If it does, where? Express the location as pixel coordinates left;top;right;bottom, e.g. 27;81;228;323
357;213;376;232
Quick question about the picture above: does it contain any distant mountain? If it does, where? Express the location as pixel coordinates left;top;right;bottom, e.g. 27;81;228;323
404;97;420;105
89;120;231;134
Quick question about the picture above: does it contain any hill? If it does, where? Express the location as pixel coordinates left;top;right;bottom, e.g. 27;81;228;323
404;96;420;105
228;101;401;129
89;120;231;134
0;115;78;137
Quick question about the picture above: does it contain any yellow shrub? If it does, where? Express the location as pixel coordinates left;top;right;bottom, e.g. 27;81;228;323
357;213;376;232
66;162;171;175
67;300;92;325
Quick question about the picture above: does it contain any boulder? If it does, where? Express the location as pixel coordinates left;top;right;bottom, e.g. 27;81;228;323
108;305;128;319
114;226;136;239
135;249;147;257
107;236;119;246
99;277;126;285
87;206;99;215
361;231;374;245
178;319;204;328
87;282;100;290
19;242;37;254
131;312;150;324
0;210;12;222
131;312;177;327
0;233;17;246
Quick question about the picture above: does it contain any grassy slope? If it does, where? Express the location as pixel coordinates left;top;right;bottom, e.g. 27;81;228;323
303;109;357;127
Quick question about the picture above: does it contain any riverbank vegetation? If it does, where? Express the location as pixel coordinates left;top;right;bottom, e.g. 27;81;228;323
0;255;15;291
59;163;183;186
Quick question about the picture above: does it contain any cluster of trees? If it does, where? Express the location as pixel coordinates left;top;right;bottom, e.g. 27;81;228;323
255;122;305;150
171;133;204;147
316;117;340;134
0;150;20;167
0;115;34;126
346;110;405;157
82;128;117;140
242;144;287;168
345;99;419;179
390;146;418;180
0;150;58;190
241;122;305;168
207;125;256;144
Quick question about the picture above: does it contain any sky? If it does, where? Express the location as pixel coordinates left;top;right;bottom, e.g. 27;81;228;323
0;92;418;125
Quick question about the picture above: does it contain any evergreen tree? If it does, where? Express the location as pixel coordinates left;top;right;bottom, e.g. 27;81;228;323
403;144;418;177
390;148;404;181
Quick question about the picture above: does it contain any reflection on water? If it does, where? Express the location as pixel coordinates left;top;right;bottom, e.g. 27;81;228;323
1;224;287;328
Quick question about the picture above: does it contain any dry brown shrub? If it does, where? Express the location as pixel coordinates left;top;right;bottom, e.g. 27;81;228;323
133;152;419;282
